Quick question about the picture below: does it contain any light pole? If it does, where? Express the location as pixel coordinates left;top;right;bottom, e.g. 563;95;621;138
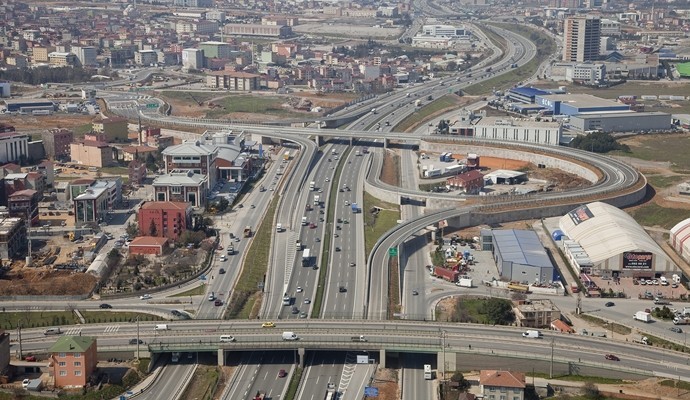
136;315;140;360
441;330;447;381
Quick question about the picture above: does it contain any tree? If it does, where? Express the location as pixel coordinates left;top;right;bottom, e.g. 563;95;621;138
570;131;630;153
126;222;139;237
483;298;515;325
149;219;158;236
145;153;157;172
581;382;602;399
217;197;229;212
450;372;471;391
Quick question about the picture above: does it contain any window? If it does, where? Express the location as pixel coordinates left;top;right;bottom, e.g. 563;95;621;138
58;352;66;358
171;186;182;194
74;361;81;367
75;371;82;376
73;353;81;358
58;361;66;367
59;371;67;376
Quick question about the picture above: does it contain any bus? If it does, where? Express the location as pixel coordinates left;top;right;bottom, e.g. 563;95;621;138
424;364;432;380
302;248;311;267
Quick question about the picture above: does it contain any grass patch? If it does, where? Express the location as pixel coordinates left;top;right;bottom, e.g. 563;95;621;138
136;358;150;374
448;298;514;324
363;192;401;258
313;146;352;318
284;367;303;400
206;95;307;119
629;203;690;229
538;81;690;99
169;284;207;297
640;332;690;353
646;174;687;189
99;166;129;175
225;195;279;319
526;372;625;384
660;379;690;390
158;91;219;105
395;95;460;132
180;365;220;400
615;134;690;171
578;314;632;335
73;123;93;138
0;311;164;330
388;256;401;320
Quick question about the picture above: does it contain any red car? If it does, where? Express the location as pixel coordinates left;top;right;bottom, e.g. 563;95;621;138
278;369;287;378
214;299;223;306
25;355;36;362
604;354;620;361
309;223;317;229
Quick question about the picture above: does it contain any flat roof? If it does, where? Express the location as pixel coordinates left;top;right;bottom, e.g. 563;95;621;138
538;94;623;108
572;111;670;119
509;87;550;97
492;229;553;269
477;116;560;128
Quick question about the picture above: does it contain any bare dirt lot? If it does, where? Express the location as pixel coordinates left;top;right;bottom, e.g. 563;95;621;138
0;267;97;296
479;156;529;170
1;114;94;134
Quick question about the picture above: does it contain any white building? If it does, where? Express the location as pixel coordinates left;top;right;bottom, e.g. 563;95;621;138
182;48;204;70
135;50;159;66
0;132;30;164
565;63;606;84
600;19;621;36
72;46;98;66
422;24;470;38
449;117;562;146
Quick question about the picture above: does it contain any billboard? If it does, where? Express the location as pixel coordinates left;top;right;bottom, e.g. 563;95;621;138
622;251;653;269
567;204;594;226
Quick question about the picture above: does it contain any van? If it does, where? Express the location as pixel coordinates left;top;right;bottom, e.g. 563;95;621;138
522;330;542;338
154;324;169;331
660;276;669;286
276;223;283;232
219;335;236;343
301;217;307;226
44;328;62;336
88;167;98;172
282;331;299;341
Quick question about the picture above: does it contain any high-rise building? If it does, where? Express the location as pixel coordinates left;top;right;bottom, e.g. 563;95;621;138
562;15;601;62
182;48;204;70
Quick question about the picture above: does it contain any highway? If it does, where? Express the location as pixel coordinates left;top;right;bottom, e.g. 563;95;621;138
221;351;294;400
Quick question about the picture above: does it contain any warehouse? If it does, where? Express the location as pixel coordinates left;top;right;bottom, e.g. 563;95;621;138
559;202;677;279
535;94;630;116
3;99;56;113
449;117;562;146
506;87;551;104
480;229;555;284
569;111;672;133
670;218;690;264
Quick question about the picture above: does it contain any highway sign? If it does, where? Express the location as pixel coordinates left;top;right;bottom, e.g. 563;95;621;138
364;387;379;397
147;103;157;108
388;247;398;257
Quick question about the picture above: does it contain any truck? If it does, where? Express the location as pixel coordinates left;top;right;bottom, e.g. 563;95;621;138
522;330;543;338
243;226;252;238
283;151;290;161
674;316;690;325
302;248;311;267
351;203;360;213
253;392;266;400
456;277;473;288
634;311;652;322
282;331;299;341
632;335;650;345
355;150;361;156
313;195;320;206
415;99;422;107
350;335;367;342
325;383;337;400
331;149;337;155
310;181;316;191
434;266;459;282
276;223;283;232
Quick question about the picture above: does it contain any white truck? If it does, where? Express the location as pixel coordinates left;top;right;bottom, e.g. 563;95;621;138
634;311;652;323
282;331;299;341
674;316;690;325
522;330;543;338
313;195;320;206
276;223;283;232
456;277;473;288
310;181;316;191
350;335;367;342
632;335;650;345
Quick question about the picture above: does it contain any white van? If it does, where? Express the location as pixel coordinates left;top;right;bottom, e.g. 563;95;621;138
154;324;169;331
660;276;669;286
301;217;308;226
282;331;299;341
276;223;283;232
219;335;236;342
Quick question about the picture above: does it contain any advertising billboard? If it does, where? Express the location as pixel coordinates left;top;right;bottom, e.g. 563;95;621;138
622;251;653;269
567;204;594;226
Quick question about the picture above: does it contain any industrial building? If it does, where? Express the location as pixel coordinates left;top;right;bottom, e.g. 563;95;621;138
535;94;629;116
569;111;672;133
558;202;677;279
454;117;562;146
2;99;55;113
222;23;292;38
484;170;528;185
480;229;555;284
670;218;690;264
506;87;551;104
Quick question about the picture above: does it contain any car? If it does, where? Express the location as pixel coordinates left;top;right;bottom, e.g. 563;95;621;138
219;255;227;262
334;233;339;238
129;338;144;345
99;303;112;309
24;355;36;362
670;327;683;333
208;293;216;301
219;268;226;274
22;379;30;388
237;204;243;208
325;178;330;182
318;189;323;193
315;237;320;242
234;237;240;242
349;262;356;267
319;210;324;214
139;294;152;300
296;287;303;293
250;204;255;209
605;302;615;307
304;298;311;304
335;246;341;252
339;188;344;192
214;299;223;306
299;311;308;319
309;223;317;229
345;201;350;206
291;306;299;314
336;226;341;230
604;354;620;361
412;290;419;296
278;369;287;378
261;322;275;328
339;286;347;293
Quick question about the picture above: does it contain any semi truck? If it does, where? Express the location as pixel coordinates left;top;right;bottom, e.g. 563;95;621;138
324;383;337;400
243;226;252;238
351;335;367;342
634;311;652;322
434;267;459;282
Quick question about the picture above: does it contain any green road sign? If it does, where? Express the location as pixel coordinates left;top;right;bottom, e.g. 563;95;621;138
147;103;157;108
388;248;398;257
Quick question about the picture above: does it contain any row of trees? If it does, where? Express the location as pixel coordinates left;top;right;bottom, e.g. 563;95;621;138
0;66;97;84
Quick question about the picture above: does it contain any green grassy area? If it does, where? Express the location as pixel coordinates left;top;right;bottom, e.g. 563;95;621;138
180;365;219;400
395;95;459;132
629;203;690;229
284;367;304;400
0;311;162;330
363;192;401;258
639;332;690;353
645;174;687;188
206;95;307;120
72;123;93;138
99;166;129;175
158;91;219;104
526;372;625;384
169;284;207;297
136;358;150;374
614;134;690;172
660;378;690;390
578;314;632;335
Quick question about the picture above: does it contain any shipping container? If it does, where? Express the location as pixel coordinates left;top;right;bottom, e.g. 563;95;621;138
434;266;459;282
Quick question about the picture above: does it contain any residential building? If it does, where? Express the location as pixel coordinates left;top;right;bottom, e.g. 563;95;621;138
49;336;98;388
0;217;26;259
206;71;260;91
198;41;233;60
137;201;192;241
8;189;39;226
563;15;601;62
42;128;74;160
6;55;28;69
600;19;621;36
70;141;114;168
119;145;159;162
135;50;159;66
223;23;292;38
446;170;484;194
479;370;526;400
0;132;29;164
128;159;147;185
91;116;128;142
48;52;78;66
73;180;120;224
513;299;561;328
36;160;55;186
182;48;204;70
0;329;9;374
162;140;218;188
128;236;170;255
26;172;46;194
32;46;55;62
153;170;208;208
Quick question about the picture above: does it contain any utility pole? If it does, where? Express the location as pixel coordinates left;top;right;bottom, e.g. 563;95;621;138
550;337;554;379
17;325;23;358
136;315;140;360
442;330;447;381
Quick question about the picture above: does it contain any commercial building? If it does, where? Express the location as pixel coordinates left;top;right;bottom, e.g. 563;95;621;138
198;42;232;60
670;218;690;264
535;94;629;116
569;111;672;133
138;201;192;241
446;170;484;194
49;336;98;388
72;46;97;67
484;170;528;185
182;48;204;70
600;19;621;36
42;128;73;160
565;63;606;84
558;202;677;278
2;99;55;113
128;236;170;256
480;229;555;284
0;132;30;164
449;117;562;146
0;217;26;260
162;140;217;188
135;50;159;66
8;189;39;226
563;15;601;62
223;23;292;38
153;170;208;208
479;370;526;400
506;87;551;104
513;299;561;328
32;46;55;63
48;52;78;66
70;141;114;167
73;180;120;224
206;71;261;91
421;24;470;37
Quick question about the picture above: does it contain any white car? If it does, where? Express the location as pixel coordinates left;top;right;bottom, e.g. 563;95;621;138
219;255;227;261
140;294;152;300
296;287;303;293
325;178;330;182
22;379;30;388
345;201;350;206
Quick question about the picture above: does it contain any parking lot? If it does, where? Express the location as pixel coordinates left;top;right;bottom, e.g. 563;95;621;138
587;275;690;301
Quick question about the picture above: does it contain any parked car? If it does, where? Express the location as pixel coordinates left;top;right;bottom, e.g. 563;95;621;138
22;379;30;388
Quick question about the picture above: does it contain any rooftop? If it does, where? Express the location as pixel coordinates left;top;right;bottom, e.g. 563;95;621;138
508;87;551;97
48;336;96;353
129;236;169;246
9;189;37;198
162;141;218;157
572;111;670;118
140;201;191;211
153;170;208;186
538;93;624;109
477;116;560;128
479;370;526;389
490;229;553;269
0;217;23;235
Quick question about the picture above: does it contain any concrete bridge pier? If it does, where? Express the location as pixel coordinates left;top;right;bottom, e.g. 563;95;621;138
437;351;457;377
379;349;386;368
314;135;325;147
218;349;224;366
298;348;306;368
383;138;389;149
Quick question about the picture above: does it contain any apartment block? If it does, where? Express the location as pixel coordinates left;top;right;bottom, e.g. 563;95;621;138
49;336;98;388
138;201;192;241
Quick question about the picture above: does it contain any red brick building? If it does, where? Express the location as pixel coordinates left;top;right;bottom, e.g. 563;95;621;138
137;201;192;241
49;336;98;388
447;170;484;194
128;236;169;255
